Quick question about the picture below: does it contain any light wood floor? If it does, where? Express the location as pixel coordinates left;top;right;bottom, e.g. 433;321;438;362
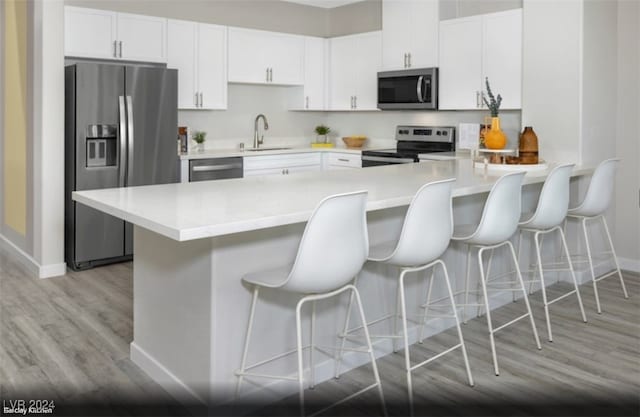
1;249;638;416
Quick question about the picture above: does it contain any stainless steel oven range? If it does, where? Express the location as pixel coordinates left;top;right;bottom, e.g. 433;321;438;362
361;125;455;167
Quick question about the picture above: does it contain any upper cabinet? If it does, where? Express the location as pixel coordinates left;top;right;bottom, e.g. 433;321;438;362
382;0;439;71
439;9;522;110
228;28;305;86
289;36;328;111
329;31;382;111
167;20;227;110
64;6;167;63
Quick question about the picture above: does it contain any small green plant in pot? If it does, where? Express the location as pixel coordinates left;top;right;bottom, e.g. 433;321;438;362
192;131;206;152
314;125;331;143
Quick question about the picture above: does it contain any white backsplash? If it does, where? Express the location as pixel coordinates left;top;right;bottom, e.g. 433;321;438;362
179;84;522;151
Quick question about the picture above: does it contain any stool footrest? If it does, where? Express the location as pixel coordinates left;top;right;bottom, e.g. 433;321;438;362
493;312;530;333
409;344;462;372
235;371;297;382
309;383;381;417
547;290;577;306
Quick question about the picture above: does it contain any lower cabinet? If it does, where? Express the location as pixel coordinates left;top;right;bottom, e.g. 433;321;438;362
323;152;362;170
243;153;322;177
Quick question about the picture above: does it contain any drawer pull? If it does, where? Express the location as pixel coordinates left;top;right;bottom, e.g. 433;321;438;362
337;158;350;162
192;164;242;172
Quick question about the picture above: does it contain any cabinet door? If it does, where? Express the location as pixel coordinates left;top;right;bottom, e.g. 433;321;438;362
482;9;522;109
64;7;117;59
329;36;357;110
353;31;382;110
167;19;198;109
269;33;305;86
382;0;411;70
228;28;269;84
198;24;228;109
409;0;439;68
117;12;167;63
438;16;483;110
302;37;327;110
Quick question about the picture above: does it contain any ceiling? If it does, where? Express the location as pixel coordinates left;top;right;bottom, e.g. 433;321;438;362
280;0;364;8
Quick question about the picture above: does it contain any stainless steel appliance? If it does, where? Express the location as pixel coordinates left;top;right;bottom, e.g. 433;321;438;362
361;125;455;167
377;68;438;110
65;62;178;270
189;157;243;182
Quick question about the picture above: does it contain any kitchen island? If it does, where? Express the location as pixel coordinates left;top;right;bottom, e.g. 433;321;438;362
73;160;594;406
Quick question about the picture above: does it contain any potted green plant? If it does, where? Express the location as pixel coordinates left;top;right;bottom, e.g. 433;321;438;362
192;131;206;152
481;78;507;149
314;125;331;144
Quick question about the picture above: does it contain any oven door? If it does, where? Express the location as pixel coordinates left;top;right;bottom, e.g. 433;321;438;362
377;68;438;110
362;155;416;167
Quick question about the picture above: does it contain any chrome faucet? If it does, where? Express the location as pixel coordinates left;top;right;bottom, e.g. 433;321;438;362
253;114;269;148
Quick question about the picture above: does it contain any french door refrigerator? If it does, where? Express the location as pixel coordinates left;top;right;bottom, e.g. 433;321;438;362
65;62;178;270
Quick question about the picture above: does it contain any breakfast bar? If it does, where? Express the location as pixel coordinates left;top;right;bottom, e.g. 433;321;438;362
72;159;594;406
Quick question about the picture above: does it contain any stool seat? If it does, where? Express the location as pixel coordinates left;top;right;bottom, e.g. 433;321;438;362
367;241;398;263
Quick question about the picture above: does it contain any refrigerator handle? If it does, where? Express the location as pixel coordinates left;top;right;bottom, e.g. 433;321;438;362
126;96;134;186
118;96;127;187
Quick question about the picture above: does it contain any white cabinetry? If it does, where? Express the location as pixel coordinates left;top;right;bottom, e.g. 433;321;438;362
243;153;322;177
167;20;227;110
439;9;522;110
323;152;361;170
228;28;305;86
382;0;439;70
329;31;382;110
64;7;166;63
290;37;328;110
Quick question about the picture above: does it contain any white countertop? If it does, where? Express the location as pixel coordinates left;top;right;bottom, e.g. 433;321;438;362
179;146;366;160
73;160;594;242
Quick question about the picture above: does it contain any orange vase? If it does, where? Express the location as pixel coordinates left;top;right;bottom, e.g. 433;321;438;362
484;117;507;150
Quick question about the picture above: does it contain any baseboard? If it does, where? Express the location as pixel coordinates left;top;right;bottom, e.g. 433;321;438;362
130;341;206;405
619;257;640;274
0;233;66;278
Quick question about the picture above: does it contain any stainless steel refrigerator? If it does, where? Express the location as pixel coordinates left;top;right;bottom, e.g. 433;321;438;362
65;62;178;270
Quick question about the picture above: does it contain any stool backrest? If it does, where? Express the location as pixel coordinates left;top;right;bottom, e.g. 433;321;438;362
283;190;369;293
571;158;620;217
385;178;455;267
471;171;526;245
525;164;575;229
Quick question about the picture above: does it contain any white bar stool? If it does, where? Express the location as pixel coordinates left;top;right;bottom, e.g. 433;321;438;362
452;171;542;376
234;191;385;417
336;179;474;408
566;158;629;314
517;163;587;342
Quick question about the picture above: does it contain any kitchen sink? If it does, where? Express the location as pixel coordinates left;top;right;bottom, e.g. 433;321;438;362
245;147;292;152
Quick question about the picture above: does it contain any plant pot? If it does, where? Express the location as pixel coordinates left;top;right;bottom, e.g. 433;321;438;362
194;142;204;152
316;134;328;144
484;117;507;150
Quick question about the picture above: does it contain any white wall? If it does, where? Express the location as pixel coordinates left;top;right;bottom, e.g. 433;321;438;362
521;0;582;164
614;0;640;270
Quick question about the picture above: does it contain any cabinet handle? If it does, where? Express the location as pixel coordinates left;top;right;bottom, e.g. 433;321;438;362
305;96;309;109
354;96;357;109
338;158;349;162
199;92;203;107
403;53;407;68
475;91;480;108
119;41;123;58
195;92;199;107
113;40;118;58
408;53;412;68
266;68;269;82
270;68;273;82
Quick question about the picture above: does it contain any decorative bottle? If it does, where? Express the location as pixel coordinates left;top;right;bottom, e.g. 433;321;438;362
519;126;539;164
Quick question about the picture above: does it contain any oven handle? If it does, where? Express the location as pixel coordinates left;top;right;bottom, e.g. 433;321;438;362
362;155;416;164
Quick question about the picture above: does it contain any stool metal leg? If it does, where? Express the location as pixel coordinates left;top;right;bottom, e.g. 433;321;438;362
463;246;472;324
582;217;602;314
601;216;629;299
507;241;542;351
310;301;316;389
480;248;495;317
438;260;474;387
558;226;587;323
398;269;414;407
236;286;260;398
393;281;402;353
418;269;435;344
335;275;358;379
477;247;500;375
295;299;306;416
516;230;524;299
534;230;553;342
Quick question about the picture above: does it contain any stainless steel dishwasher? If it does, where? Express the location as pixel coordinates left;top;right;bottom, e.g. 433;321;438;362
189;157;243;182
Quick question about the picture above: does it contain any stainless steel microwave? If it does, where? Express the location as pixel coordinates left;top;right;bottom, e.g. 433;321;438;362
377;67;438;110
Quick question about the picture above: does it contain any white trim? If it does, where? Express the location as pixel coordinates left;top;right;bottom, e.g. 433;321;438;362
0;233;66;278
130;342;207;405
619;257;640;274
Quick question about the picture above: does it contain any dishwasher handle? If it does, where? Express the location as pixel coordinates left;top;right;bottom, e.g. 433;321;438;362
192;163;242;172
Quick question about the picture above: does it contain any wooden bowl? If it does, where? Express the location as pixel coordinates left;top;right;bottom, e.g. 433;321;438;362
342;136;367;149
